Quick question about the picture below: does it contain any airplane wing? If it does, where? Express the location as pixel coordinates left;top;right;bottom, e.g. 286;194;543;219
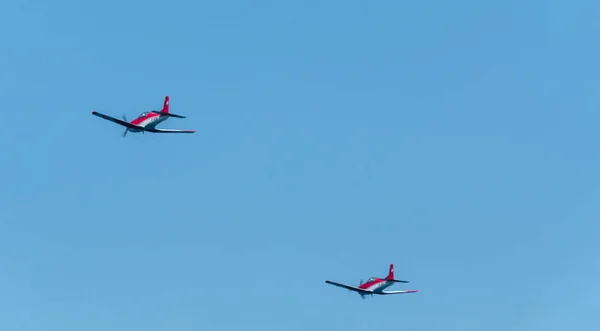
145;128;196;133
379;290;419;295
325;280;372;294
92;111;141;130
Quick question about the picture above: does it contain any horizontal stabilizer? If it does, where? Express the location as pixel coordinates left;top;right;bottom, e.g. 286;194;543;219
153;111;186;118
389;279;410;283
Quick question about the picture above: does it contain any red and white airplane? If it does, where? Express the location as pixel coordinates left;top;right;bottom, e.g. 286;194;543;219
325;264;419;298
92;96;196;137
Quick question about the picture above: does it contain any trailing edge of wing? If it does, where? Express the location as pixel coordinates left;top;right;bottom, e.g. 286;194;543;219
146;128;196;133
92;111;141;130
325;280;371;294
379;290;419;295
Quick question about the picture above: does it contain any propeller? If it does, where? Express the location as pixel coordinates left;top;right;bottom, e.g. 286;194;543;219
122;115;128;138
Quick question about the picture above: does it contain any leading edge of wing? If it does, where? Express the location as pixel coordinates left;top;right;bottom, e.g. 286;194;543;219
91;111;141;130
379;290;419;295
325;280;371;294
146;128;196;133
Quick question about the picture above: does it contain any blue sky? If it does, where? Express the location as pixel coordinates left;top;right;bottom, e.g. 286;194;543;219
1;0;600;330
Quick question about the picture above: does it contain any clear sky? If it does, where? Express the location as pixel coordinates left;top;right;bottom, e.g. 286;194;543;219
1;0;600;330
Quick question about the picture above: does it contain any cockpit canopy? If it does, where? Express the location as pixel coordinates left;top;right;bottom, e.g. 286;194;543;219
138;112;149;118
366;277;377;282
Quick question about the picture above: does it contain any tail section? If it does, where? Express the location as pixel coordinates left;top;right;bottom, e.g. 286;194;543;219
386;263;410;283
153;96;186;118
162;96;170;113
386;264;394;280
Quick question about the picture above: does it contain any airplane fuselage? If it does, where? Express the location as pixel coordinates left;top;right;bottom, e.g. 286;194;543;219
128;113;168;133
359;279;394;294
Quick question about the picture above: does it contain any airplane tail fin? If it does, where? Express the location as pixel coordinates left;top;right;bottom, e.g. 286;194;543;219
386;264;394;280
153;96;187;118
161;96;170;113
386;264;410;283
